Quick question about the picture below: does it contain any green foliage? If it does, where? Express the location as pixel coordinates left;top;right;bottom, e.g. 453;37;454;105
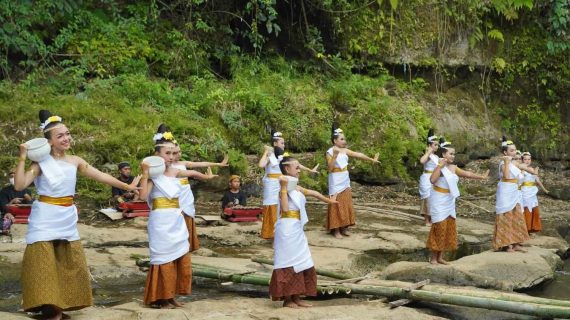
498;102;563;152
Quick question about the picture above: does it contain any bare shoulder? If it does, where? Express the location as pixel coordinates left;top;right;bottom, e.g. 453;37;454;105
67;155;85;166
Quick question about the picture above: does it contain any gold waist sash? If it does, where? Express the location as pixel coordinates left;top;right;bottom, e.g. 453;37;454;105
501;178;518;183
281;210;300;220
331;166;348;173
179;179;189;185
152;197;180;210
267;173;282;179
39;195;74;207
522;182;536;187
424;170;433;174
433;186;450;194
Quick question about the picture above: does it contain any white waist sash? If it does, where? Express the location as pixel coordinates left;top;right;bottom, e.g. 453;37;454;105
26;200;79;244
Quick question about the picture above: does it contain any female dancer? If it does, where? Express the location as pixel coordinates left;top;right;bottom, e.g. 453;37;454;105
139;124;217;308
172;143;228;251
269;156;337;308
493;137;537;252
418;129;439;226
258;130;318;239
427;138;488;264
521;152;549;235
14;110;141;320
326;124;379;239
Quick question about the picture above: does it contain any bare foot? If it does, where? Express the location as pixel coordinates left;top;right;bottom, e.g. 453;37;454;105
437;259;449;265
151;300;175;309
283;300;299;308
45;311;62;320
513;245;527;253
168;298;184;307
332;230;343;239
42;305;62;320
505;246;515;253
293;298;313;307
340;228;351;237
429;259;438;265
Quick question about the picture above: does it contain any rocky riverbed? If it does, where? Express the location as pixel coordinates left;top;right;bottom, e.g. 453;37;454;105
0;157;569;319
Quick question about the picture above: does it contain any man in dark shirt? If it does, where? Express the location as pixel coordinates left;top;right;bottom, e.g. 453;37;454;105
221;175;247;217
112;162;139;207
0;170;33;221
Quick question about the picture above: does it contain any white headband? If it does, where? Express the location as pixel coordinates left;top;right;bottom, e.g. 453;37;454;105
440;141;452;148
272;131;283;138
428;135;438;142
39;115;62;130
333;128;343;135
501;140;513;147
153;131;174;142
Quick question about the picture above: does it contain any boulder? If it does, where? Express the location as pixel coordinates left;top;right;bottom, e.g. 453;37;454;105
381;246;562;291
548;186;570;200
525;236;569;257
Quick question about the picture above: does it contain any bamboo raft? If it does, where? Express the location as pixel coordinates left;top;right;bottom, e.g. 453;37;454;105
136;258;570;318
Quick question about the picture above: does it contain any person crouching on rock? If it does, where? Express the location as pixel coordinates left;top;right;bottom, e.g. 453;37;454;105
493;137;537;253
139;124;218;309
269;156;337;308
427;138;489;265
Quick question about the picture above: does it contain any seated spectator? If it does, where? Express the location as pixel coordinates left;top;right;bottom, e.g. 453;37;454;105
221;175;247;218
112;162;139;207
1;170;33;226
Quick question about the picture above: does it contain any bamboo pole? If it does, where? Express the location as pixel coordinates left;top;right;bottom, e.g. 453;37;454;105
249;257;570;309
340;284;570;318
251;257;357;280
190;266;570;318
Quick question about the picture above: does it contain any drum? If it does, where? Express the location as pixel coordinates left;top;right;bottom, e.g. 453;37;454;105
7;204;32;224
223;206;262;222
118;201;150;218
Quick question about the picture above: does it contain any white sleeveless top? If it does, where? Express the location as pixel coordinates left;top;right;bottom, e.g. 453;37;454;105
273;189;313;273
262;153;283;205
327;147;350;195
495;161;522;214
521;172;539;209
147;175;189;265
419;154;439;199
428;172;458;224
27;160;78;244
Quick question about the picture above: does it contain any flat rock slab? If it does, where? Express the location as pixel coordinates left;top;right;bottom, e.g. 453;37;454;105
306;230;425;253
0;298;446;320
381;246;562;290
